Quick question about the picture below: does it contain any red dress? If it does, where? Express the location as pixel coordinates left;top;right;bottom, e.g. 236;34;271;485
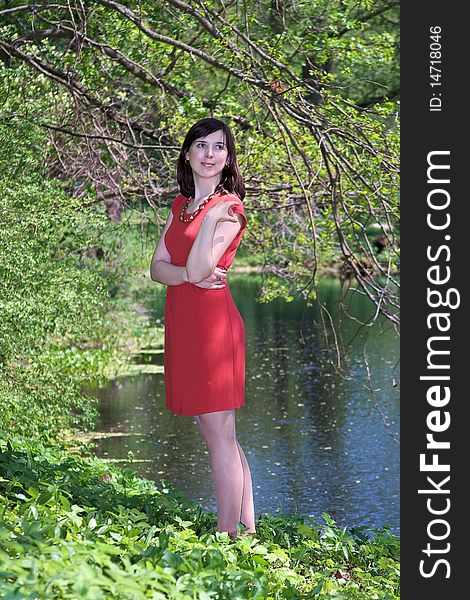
163;191;247;416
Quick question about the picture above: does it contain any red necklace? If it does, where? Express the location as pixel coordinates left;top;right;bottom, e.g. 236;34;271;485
179;187;224;222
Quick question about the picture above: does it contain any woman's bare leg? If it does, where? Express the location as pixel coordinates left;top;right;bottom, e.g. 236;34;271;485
236;439;256;533
195;410;256;536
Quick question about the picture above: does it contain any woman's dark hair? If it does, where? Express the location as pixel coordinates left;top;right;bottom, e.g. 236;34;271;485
176;118;245;200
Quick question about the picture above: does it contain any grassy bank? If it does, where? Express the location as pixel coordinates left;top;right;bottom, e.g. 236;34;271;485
1;432;399;599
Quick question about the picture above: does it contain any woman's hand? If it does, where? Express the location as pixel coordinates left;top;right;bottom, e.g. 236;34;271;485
205;200;239;223
194;266;227;289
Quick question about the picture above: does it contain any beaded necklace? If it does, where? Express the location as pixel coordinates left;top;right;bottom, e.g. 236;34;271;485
179;186;225;223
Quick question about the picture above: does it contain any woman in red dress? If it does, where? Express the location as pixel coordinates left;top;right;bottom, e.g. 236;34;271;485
150;118;256;539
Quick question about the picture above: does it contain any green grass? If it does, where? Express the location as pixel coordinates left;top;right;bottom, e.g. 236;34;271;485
1;434;399;599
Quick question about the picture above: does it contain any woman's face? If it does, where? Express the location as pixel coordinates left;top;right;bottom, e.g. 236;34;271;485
185;129;229;184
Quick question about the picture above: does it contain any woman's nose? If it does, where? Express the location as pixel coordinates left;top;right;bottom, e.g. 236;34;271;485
205;146;214;157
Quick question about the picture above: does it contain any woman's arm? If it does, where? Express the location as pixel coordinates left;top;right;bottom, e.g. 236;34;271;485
150;211;189;285
185;200;243;284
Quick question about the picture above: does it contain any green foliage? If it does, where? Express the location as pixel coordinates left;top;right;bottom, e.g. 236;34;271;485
0;117;123;438
0;435;400;599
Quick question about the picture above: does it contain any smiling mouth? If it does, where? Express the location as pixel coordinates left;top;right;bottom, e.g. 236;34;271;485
201;163;215;167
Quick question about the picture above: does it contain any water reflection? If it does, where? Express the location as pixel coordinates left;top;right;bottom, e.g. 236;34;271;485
88;276;399;532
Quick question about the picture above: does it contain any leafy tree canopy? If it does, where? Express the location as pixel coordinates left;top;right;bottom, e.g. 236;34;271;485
1;0;400;353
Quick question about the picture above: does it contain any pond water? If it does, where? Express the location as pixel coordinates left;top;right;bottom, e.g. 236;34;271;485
88;276;400;533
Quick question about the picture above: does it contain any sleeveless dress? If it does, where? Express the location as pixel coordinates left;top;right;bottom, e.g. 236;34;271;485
163;190;247;416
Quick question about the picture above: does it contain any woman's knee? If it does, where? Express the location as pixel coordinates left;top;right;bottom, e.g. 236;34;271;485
197;410;236;445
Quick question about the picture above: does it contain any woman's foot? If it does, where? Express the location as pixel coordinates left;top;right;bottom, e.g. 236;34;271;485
224;529;256;540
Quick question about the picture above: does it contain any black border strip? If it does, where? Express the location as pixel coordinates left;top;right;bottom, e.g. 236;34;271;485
401;3;465;596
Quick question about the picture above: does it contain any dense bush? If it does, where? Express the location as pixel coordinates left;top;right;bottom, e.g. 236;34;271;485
0;118;125;438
